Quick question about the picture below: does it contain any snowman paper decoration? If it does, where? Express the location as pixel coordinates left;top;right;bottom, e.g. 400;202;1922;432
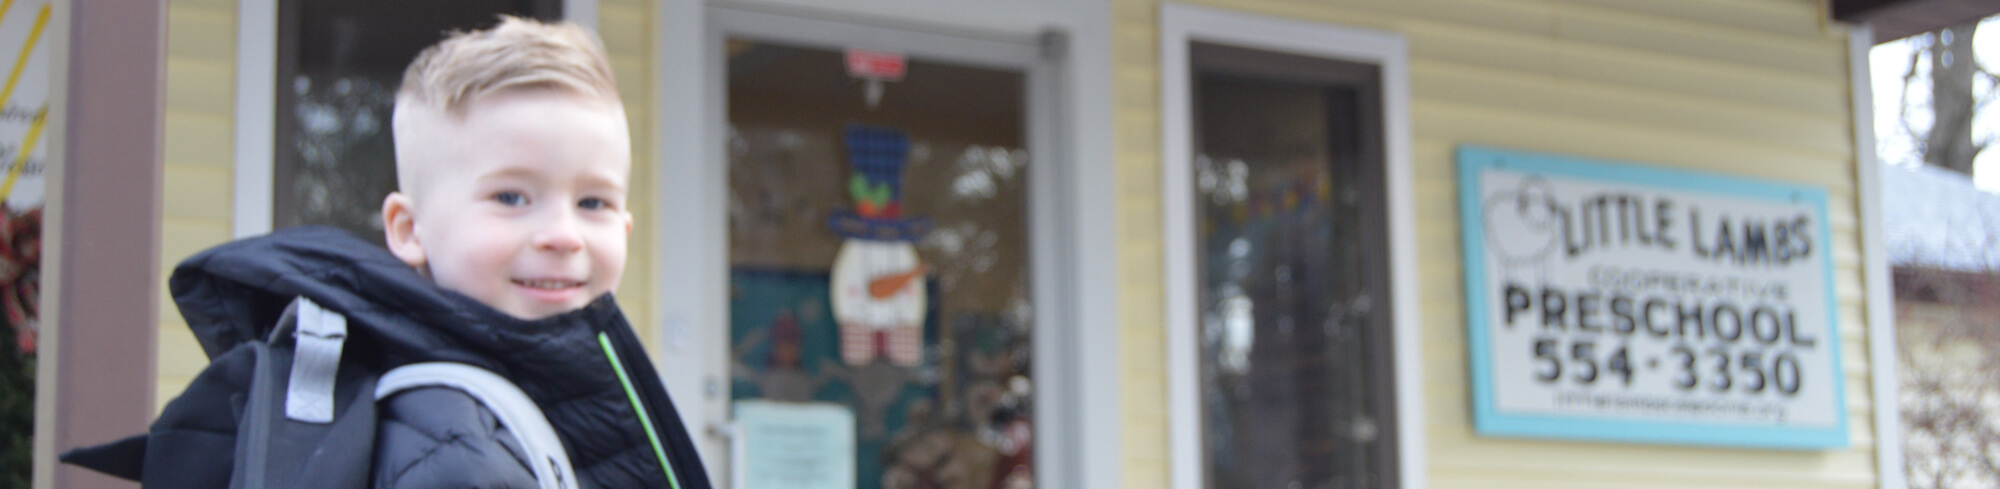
828;125;931;367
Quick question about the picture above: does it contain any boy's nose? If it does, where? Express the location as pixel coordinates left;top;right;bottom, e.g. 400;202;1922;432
532;214;586;253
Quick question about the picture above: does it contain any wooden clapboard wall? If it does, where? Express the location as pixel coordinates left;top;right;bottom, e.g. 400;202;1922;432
157;0;234;410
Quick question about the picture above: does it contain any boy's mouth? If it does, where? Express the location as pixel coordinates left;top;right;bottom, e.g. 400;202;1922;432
514;279;586;290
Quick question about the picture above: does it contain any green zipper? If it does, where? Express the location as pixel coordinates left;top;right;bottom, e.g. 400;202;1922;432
599;332;684;489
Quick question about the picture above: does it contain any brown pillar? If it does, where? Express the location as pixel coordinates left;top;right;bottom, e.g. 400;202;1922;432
48;0;164;487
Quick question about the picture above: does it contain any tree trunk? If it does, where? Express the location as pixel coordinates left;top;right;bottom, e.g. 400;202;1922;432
1926;20;1983;175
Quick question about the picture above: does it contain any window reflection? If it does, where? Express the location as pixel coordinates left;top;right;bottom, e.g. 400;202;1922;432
283;75;395;241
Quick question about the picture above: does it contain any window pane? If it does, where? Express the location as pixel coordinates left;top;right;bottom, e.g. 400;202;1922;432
1194;53;1391;489
273;0;558;243
726;40;1035;489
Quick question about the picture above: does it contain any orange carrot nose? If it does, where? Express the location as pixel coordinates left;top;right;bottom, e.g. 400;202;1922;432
868;263;928;299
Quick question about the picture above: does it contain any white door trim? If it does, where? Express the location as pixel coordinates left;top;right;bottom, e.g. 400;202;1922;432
563;0;597;32
1160;4;1423;489
233;0;276;238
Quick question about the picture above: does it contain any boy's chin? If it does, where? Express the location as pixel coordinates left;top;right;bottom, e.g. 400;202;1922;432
499;302;593;321
498;283;601;318
438;283;614;322
486;293;605;321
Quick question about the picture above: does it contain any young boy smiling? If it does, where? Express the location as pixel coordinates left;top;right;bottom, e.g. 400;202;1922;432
62;17;713;489
367;17;713;488
383;37;634;321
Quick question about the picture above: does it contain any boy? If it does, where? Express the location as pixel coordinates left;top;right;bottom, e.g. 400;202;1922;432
62;17;712;489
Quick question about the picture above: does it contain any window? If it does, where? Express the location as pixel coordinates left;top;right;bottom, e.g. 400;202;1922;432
270;0;560;242
1189;42;1398;489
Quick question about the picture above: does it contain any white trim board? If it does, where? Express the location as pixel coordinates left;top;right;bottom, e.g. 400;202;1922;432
1160;4;1423;489
649;1;725;478
233;0;276;238
1850;24;1905;489
563;0;597;30
37;2;70;487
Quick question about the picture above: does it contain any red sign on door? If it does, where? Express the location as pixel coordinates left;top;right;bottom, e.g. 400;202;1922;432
845;49;906;82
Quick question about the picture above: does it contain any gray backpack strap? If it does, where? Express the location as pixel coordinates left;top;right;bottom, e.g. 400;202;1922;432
234;298;377;489
287;297;347;423
377;363;578;489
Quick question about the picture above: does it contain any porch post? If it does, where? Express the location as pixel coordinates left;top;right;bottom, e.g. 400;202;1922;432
42;0;165;487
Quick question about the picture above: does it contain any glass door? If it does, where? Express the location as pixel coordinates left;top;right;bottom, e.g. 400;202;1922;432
714;10;1051;489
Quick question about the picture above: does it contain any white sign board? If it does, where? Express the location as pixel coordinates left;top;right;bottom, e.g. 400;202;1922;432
1458;146;1847;449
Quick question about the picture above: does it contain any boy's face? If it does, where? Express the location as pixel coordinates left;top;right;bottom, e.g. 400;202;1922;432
385;89;632;320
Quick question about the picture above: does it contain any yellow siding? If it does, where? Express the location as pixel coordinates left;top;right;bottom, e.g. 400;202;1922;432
157;0;237;412
603;0;657;350
1113;0;1878;488
153;0;664;410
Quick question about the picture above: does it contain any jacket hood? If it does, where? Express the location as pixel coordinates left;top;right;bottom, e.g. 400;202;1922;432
78;226;711;489
168;226;624;378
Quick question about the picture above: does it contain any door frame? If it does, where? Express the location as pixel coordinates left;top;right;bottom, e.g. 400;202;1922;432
654;3;1121;488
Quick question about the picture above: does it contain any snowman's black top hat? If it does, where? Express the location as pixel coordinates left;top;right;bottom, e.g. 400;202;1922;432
829;124;931;242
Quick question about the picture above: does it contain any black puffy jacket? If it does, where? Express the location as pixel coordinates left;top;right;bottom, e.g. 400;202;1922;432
61;226;713;489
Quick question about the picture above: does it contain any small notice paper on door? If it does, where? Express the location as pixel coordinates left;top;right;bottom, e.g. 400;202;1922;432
732;401;856;489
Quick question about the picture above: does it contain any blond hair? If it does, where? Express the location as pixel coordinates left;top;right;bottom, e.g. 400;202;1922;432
397;15;618;115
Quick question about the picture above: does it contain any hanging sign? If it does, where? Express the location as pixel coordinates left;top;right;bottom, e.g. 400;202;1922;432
845;50;903;110
1458;146;1847;449
844;49;906;82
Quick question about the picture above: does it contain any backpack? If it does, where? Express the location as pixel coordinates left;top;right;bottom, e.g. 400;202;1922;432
63;297;578;489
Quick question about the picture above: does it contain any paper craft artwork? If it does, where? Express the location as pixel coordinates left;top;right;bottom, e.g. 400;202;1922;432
828;125;931;367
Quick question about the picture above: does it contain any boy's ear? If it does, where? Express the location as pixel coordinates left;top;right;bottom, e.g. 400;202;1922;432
382;192;428;269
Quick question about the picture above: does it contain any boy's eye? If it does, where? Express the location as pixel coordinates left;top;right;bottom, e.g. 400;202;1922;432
579;197;608;210
493;191;526;206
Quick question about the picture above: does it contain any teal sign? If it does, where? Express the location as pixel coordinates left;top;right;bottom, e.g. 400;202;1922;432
1458;146;1847;449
